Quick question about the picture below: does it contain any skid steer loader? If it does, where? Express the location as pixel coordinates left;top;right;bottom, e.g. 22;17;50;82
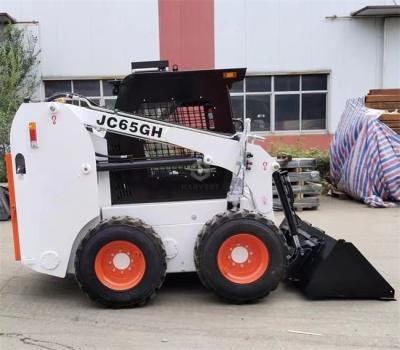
5;61;395;307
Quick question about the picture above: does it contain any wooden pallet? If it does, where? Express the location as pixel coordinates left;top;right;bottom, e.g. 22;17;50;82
273;158;321;211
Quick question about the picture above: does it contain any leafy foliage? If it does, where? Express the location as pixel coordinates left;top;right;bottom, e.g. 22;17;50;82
0;25;40;182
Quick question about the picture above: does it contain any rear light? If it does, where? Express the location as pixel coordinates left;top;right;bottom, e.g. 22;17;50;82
28;122;38;148
223;71;237;79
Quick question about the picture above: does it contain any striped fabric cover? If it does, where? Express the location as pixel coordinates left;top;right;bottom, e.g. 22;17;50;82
330;97;400;208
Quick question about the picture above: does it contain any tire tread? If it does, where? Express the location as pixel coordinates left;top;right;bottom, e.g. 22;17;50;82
75;216;166;308
194;210;286;303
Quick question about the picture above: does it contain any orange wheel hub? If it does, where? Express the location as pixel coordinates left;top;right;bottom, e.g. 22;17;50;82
217;233;269;284
95;240;146;291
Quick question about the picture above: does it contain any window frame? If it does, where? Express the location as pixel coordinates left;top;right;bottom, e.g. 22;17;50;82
42;72;330;133
230;71;330;134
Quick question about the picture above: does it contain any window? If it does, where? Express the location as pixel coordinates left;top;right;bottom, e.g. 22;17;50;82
44;81;72;97
275;94;299;130
230;73;328;132
44;74;328;131
73;80;100;96
43;79;118;109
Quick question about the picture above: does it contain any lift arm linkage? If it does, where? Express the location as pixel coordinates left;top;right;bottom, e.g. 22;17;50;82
51;99;278;214
61;102;242;174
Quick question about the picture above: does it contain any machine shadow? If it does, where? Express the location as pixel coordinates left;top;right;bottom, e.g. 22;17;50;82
25;272;305;308
161;272;205;293
27;272;209;306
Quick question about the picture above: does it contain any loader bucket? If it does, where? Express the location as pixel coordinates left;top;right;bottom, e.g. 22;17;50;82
282;218;395;300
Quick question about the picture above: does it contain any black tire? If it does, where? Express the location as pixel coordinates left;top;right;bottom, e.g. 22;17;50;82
75;217;166;308
195;210;286;303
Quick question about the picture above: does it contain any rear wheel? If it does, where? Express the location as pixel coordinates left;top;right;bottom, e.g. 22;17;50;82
75;217;166;308
195;210;286;303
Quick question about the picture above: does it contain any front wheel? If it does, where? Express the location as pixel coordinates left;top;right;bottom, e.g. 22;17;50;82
195;210;286;303
75;217;166;308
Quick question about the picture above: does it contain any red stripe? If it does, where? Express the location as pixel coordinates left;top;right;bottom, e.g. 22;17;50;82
158;0;214;70
5;154;21;261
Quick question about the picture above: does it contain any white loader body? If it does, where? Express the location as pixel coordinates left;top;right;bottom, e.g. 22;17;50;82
8;101;278;278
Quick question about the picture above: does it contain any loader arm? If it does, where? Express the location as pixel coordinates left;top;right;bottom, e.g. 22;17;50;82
68;103;241;172
61;100;279;215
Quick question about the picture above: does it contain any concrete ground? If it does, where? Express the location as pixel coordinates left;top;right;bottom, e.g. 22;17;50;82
0;196;399;350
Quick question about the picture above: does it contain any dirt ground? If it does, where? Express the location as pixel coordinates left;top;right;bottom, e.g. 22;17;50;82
0;196;399;350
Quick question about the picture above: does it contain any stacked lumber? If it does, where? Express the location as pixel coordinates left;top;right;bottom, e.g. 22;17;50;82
365;89;400;134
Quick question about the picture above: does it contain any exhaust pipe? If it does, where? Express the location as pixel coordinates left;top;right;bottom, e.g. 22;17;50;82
273;171;395;300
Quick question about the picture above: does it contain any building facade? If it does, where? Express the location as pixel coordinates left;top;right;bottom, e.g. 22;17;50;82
2;0;400;148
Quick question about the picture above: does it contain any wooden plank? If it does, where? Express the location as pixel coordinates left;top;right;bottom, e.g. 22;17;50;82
391;127;400;134
277;158;317;169
368;89;400;96
366;95;400;102
273;183;322;195
365;101;400;109
329;186;350;199
382;121;400;128
285;171;320;183
273;197;319;210
380;114;400;122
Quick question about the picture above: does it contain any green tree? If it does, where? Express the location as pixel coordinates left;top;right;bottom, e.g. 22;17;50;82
0;25;40;182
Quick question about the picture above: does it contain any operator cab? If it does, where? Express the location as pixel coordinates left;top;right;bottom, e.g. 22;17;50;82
106;61;246;205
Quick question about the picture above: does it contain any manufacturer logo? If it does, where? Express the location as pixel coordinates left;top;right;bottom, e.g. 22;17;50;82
190;164;215;182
